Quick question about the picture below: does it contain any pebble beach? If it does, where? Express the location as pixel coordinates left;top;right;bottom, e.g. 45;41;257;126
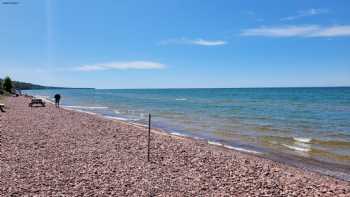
0;96;349;196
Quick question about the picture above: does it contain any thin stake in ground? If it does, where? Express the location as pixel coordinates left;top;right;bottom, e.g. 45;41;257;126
147;113;151;162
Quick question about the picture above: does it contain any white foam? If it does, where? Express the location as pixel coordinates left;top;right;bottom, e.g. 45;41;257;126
208;141;222;146
293;137;312;143
139;113;146;119
294;141;311;148
71;109;97;115
64;105;108;110
103;116;129;121
113;110;120;114
131;122;148;128
175;98;187;101
193;136;204;140
207;141;261;155
282;144;310;152
223;145;261;154
170;132;189;137
61;105;98;115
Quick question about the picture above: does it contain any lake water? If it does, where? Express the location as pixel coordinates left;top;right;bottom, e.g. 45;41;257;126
24;88;350;179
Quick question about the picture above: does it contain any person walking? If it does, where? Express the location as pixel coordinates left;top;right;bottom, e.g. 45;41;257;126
54;94;61;108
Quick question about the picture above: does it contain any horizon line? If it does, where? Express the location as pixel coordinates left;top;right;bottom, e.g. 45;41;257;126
25;85;350;90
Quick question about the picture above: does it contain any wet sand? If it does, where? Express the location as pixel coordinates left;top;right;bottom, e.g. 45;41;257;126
0;96;349;196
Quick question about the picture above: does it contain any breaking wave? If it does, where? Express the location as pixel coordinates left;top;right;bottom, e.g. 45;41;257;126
103;115;129;121
282;144;311;152
223;145;261;154
170;132;189;137
175;98;187;101
208;141;223;146
293;137;312;143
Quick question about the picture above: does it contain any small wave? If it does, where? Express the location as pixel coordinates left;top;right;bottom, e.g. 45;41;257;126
207;141;261;154
175;98;187;101
294;141;311;148
139;113;147;119
131;122;148;128
293;137;312;143
208;141;222;146
103;116;129;121
64;105;108;110
193;136;204;140
68;109;97;115
223;145;261;154
282;144;310;152
114;110;120;114
170;132;189;137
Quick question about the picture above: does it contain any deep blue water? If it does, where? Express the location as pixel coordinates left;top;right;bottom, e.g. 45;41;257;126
24;88;350;166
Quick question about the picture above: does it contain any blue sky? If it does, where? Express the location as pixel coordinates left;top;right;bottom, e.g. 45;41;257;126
1;0;350;88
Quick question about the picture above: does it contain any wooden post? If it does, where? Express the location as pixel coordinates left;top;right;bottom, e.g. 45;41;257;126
147;113;151;162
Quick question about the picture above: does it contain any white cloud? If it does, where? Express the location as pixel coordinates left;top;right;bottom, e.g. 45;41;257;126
241;25;319;37
191;39;227;46
76;61;166;71
160;38;227;46
241;25;350;37
281;8;329;21
311;25;350;37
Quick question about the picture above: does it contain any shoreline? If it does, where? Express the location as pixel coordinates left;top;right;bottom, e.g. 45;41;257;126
27;89;350;169
102;118;350;182
1;96;349;195
101;114;350;181
36;95;350;181
37;95;264;153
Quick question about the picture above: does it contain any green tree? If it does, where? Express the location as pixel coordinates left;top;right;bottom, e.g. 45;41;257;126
3;76;13;93
0;79;2;94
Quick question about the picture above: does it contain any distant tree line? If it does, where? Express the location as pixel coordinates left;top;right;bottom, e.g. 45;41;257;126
0;76;56;94
0;76;91;95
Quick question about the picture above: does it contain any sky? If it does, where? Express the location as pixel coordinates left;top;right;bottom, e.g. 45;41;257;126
0;0;350;89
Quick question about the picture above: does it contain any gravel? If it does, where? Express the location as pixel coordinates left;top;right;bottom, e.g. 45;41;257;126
0;96;349;196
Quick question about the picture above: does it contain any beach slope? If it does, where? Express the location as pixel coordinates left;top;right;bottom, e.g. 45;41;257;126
0;97;349;196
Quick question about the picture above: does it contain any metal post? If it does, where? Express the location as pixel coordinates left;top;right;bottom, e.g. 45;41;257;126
147;113;151;162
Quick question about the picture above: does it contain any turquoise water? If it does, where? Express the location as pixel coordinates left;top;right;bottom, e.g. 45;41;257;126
24;88;350;168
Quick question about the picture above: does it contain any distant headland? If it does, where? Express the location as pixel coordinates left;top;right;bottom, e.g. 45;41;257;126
0;78;93;90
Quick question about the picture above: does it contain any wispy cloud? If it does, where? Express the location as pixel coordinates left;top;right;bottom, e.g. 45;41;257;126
191;39;227;46
281;8;329;21
241;25;350;37
76;61;166;71
160;38;227;46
